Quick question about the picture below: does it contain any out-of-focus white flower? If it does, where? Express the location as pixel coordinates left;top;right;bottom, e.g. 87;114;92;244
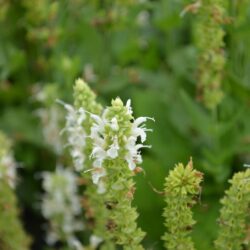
136;10;150;27
33;84;64;155
59;100;86;171
84;63;97;82
0;153;17;188
92;167;106;185
90;235;103;248
36;106;64;154
69;237;85;250
107;136;119;159
42;167;84;246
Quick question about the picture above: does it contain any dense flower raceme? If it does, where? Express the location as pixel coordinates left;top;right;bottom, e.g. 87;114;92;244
89;98;153;188
41;167;84;249
58;100;87;171
162;160;203;250
0;132;17;188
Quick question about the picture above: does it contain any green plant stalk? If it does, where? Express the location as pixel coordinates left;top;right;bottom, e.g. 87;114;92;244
162;159;203;250
194;0;228;109
215;169;250;250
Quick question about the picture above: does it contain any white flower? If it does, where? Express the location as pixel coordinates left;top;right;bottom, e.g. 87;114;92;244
110;117;119;131
106;136;119;159
92;167;106;185
58;100;86;171
42;167;84;246
136;10;150;27
69;237;85;250
84;63;97;82
126;99;133;116
124;116;153;170
0;153;17;188
97;180;106;194
90;235;103;248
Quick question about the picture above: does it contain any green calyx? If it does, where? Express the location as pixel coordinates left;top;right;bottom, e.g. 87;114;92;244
162;160;203;250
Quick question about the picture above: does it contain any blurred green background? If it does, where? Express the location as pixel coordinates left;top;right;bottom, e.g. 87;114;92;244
0;0;250;249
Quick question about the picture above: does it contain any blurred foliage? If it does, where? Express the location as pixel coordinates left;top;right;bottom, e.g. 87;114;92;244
0;0;250;249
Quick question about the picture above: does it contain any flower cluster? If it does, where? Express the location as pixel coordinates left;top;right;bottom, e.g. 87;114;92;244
41;167;84;248
59;100;87;171
0;132;17;188
90;98;152;188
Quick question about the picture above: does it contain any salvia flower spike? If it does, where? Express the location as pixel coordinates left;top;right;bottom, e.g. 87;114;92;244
193;0;228;109
90;97;153;248
162;159;203;250
72;78;114;248
215;169;250;250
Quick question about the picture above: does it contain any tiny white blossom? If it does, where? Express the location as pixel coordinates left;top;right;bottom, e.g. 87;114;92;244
110;117;119;131
59;100;86;171
0;153;17;188
106;136;119;159
126;99;133;116
90;235;103;248
97;180;106;194
68;237;85;250
84;63;97;82
92;167;106;185
136;10;150;27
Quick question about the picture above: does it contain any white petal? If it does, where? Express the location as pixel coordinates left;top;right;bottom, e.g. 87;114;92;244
132;127;147;142
125;155;136;170
90;235;103;248
107;137;119;158
92;168;106;184
110;117;119;131
126;99;133;115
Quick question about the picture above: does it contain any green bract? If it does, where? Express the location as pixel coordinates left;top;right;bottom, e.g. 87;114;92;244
162;160;203;250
